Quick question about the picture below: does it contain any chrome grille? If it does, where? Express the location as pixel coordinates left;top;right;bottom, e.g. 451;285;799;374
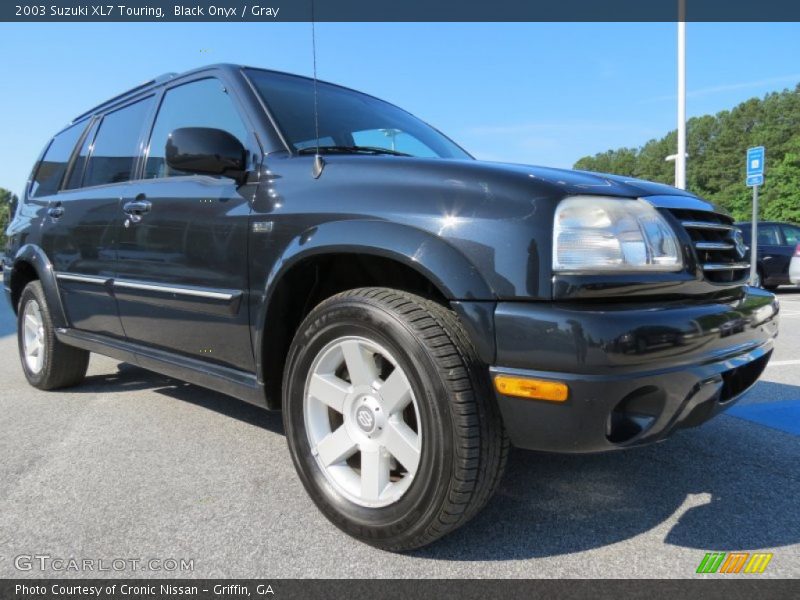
667;209;750;284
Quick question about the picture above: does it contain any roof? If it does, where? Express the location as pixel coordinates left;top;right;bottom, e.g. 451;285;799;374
70;63;390;125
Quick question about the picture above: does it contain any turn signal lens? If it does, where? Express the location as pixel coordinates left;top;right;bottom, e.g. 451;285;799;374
494;375;569;402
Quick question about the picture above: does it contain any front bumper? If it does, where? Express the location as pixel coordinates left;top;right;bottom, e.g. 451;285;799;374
491;287;779;453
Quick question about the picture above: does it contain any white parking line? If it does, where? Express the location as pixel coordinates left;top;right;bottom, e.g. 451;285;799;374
767;359;800;368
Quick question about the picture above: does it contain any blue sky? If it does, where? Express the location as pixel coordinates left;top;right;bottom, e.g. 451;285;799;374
1;22;799;197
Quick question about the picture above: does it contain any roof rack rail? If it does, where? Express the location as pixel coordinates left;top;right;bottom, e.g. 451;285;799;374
71;72;178;123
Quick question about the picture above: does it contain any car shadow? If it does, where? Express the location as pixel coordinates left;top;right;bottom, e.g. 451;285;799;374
67;361;284;435
54;361;800;561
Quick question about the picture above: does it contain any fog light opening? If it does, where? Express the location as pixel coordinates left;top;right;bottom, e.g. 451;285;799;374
606;385;665;444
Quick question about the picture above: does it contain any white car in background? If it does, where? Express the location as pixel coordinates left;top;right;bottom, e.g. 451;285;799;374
790;247;800;285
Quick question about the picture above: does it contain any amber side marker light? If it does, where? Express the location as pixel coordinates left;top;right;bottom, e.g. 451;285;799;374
494;375;569;402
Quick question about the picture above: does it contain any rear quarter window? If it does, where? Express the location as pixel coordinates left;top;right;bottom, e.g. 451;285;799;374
29;121;88;198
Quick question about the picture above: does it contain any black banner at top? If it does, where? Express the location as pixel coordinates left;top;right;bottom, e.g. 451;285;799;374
3;0;800;22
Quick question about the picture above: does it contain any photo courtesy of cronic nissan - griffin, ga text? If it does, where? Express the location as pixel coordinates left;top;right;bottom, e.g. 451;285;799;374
3;64;779;551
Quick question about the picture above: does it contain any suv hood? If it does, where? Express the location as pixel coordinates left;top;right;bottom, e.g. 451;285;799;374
467;160;719;213
487;161;696;199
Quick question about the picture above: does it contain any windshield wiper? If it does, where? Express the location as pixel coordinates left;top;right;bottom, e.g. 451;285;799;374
297;145;411;157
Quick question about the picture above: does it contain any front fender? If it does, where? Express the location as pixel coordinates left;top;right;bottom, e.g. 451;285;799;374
10;244;68;328
265;219;495;302
252;219;496;397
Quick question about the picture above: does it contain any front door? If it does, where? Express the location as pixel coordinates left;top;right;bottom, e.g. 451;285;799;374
113;77;257;371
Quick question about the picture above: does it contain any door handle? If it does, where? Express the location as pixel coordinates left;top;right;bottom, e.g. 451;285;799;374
123;198;151;224
48;203;64;219
123;200;151;215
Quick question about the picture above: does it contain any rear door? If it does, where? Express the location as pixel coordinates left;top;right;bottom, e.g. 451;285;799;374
113;76;258;371
39;96;155;337
757;223;790;283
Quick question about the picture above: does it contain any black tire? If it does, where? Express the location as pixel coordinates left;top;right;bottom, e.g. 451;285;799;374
17;280;89;390
282;287;508;551
756;268;778;292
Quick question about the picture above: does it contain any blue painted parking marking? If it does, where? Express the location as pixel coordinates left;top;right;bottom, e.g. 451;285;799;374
726;400;800;436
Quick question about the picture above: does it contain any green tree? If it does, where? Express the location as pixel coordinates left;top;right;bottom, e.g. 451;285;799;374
574;147;638;175
573;83;800;223
1;187;19;249
762;136;800;223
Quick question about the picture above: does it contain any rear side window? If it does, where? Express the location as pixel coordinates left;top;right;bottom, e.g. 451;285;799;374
83;97;153;188
30;121;87;197
144;78;247;179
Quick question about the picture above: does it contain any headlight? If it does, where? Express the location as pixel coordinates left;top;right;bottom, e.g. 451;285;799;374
553;196;682;272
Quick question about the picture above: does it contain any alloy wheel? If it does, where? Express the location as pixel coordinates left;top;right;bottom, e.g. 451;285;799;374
303;336;422;508
22;299;45;374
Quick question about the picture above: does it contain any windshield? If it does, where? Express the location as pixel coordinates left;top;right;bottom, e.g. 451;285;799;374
244;69;471;160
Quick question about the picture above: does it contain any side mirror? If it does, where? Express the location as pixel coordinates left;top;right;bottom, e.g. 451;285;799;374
165;127;247;181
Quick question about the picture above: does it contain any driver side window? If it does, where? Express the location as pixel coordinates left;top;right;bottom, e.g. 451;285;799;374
144;78;248;179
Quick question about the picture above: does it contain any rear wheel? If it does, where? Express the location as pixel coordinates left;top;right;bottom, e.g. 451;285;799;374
17;281;89;390
282;287;508;551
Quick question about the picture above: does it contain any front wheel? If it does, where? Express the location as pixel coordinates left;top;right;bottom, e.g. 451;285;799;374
282;288;508;551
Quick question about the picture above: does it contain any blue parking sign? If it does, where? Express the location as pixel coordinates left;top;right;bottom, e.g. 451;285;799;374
746;146;765;187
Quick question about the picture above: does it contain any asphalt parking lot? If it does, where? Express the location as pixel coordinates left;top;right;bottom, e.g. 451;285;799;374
1;288;799;579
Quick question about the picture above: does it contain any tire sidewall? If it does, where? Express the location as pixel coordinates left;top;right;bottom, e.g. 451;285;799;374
283;297;456;545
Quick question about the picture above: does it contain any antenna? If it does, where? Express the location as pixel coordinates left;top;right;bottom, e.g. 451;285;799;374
311;0;325;178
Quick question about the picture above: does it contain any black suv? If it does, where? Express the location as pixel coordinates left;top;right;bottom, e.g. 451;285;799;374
3;64;779;551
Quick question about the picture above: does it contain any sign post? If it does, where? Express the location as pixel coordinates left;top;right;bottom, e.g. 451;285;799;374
746;146;765;286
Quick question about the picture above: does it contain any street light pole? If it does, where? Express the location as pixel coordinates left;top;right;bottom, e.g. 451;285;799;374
676;0;687;189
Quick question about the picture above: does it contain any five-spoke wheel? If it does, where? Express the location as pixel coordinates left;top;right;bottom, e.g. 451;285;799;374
22;298;46;374
305;336;421;507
